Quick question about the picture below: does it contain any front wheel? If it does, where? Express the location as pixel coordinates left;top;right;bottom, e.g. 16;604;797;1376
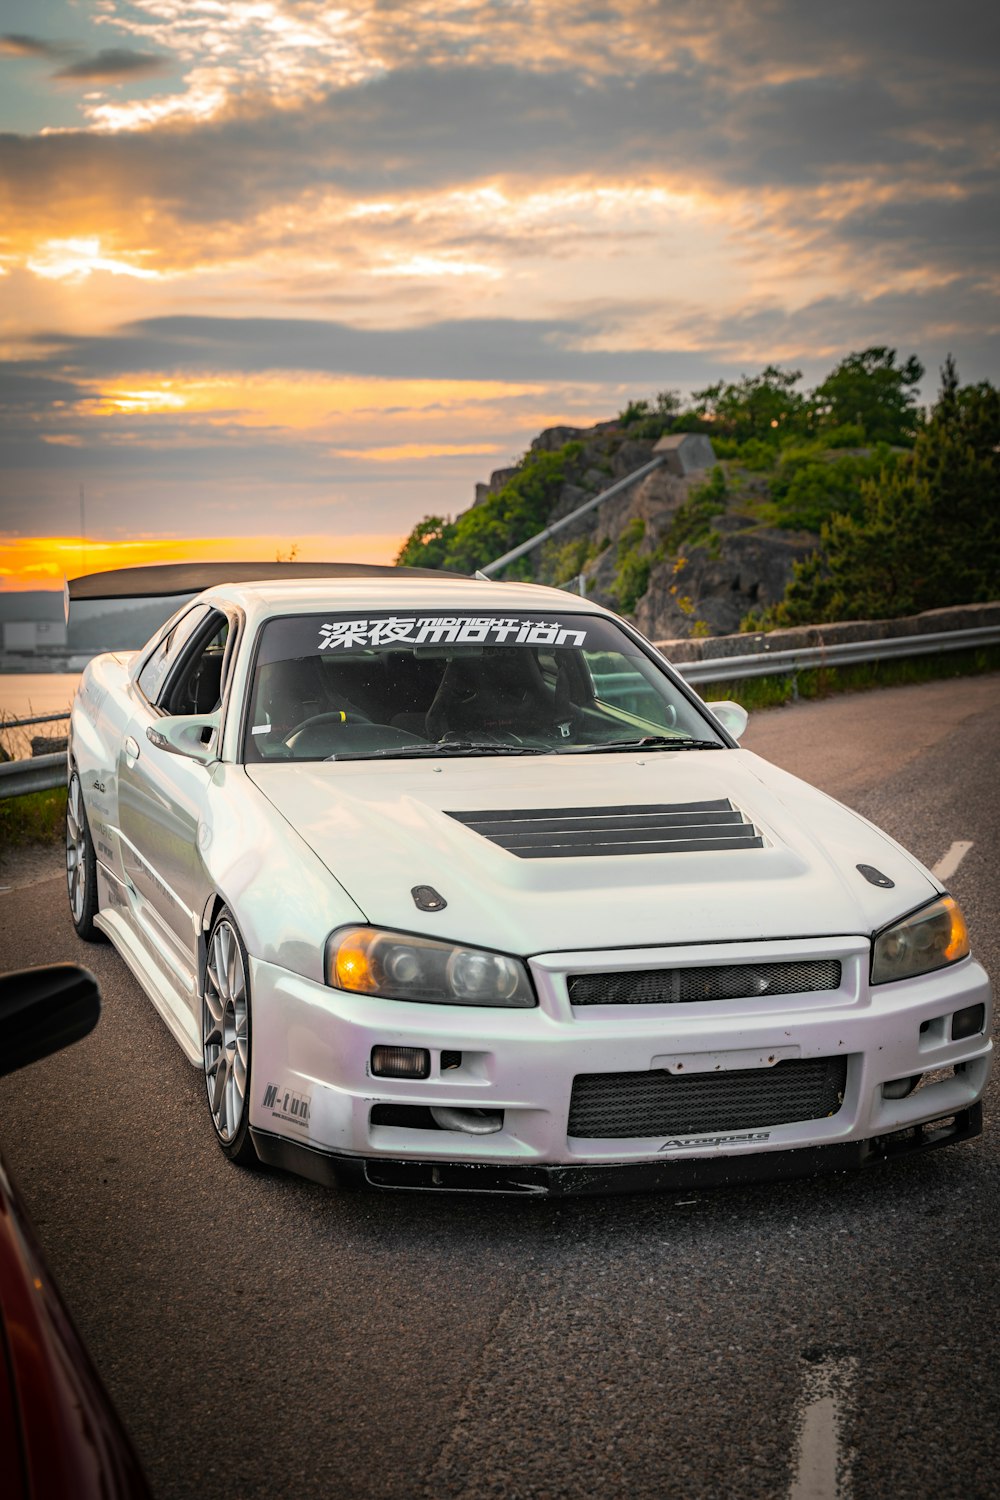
66;770;102;941
203;909;259;1167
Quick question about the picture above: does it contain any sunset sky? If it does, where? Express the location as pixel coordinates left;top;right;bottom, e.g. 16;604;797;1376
1;0;996;590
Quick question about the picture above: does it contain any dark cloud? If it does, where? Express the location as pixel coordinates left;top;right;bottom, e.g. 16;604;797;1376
0;50;991;280
9;288;998;414
20;313;721;385
716;0;1000;80
832;191;1000;273
53;48;170;83
0;371;89;409
671;278;1000;386
0;32;76;62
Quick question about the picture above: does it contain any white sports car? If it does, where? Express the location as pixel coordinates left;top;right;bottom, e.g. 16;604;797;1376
65;562;992;1194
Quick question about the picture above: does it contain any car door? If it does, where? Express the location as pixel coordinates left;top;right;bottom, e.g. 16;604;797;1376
117;607;233;994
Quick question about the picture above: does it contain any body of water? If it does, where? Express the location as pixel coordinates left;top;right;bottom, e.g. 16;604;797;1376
0;673;80;758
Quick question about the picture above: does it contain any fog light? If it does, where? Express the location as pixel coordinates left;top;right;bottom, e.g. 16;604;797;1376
951;1004;985;1040
371;1045;430;1079
883;1075;920;1100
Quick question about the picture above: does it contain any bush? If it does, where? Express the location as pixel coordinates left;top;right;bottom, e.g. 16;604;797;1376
768;444;901;532
540;535;601;587
611;518;650;613
666;465;728;549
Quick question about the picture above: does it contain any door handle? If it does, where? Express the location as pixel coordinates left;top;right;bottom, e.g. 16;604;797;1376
124;735;140;762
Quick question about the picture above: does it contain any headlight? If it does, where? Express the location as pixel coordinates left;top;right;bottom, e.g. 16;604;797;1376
326;926;536;1007
871;896;970;985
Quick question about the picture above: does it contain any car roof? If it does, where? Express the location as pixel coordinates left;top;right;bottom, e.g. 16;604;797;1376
207;575;610;620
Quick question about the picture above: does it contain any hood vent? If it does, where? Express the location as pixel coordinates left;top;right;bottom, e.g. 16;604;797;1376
445;799;763;860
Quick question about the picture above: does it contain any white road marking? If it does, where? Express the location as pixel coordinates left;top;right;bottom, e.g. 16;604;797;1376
789;1355;857;1500
933;840;974;883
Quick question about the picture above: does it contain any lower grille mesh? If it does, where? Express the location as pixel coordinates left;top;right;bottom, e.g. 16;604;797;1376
568;1056;848;1138
568;959;842;1007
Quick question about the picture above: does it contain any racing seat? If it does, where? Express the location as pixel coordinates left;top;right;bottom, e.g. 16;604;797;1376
255;657;366;737
424;650;559;740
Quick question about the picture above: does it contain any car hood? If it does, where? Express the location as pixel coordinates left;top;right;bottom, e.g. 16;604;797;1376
245;750;938;956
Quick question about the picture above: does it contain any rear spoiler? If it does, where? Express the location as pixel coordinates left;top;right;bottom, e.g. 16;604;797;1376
64;559;458;620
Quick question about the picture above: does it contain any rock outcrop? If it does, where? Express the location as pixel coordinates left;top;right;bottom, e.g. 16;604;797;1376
471;418;820;639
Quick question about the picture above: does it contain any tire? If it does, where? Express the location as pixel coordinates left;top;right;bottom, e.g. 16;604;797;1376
202;908;259;1167
66;770;103;942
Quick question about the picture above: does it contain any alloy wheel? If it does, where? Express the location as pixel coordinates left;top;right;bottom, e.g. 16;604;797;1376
203;919;249;1142
65;774;87;924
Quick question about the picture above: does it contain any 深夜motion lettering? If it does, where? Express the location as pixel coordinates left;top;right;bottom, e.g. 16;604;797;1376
317;617;589;650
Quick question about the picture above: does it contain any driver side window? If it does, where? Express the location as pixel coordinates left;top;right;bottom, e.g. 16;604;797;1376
137;606;211;704
163;613;231;716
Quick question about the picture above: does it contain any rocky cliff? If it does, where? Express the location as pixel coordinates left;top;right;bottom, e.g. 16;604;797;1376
474;419;818;639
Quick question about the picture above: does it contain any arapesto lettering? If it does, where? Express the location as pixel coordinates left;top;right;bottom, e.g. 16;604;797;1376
659;1131;772;1152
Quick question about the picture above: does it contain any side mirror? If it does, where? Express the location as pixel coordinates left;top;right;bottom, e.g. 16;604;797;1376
0;965;101;1079
146;712;219;764
709;699;749;740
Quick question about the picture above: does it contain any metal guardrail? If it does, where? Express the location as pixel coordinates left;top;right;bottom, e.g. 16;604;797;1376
671;624;1000;685
0;711;71;801
0;752;67;800
3;711;70;729
0;625;996;800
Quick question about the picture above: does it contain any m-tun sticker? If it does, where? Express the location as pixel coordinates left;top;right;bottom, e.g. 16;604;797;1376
262;1082;310;1129
317;616;589;651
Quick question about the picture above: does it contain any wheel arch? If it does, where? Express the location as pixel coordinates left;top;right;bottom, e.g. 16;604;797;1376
198;892;229;994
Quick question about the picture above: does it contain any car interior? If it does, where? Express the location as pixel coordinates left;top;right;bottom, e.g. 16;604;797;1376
245;642;693;760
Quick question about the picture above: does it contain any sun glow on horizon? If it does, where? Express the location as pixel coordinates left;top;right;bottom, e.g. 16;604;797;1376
0;533;407;591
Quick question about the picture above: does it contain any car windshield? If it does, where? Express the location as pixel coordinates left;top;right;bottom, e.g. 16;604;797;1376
242;609;724;762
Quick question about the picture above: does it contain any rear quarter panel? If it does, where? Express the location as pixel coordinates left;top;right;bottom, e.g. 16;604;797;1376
69;653;135;880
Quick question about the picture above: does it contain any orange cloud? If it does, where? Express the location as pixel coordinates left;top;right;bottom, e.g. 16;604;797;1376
88;375;547;428
334;442;502;462
0;533;406;591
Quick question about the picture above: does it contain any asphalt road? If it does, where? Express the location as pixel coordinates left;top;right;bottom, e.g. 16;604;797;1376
1;675;998;1500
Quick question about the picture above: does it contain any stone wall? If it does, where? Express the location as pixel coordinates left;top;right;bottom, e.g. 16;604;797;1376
654;601;1000;662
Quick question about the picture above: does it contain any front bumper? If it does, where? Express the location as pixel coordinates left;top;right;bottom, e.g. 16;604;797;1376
247;933;992;1195
252;1104;983;1195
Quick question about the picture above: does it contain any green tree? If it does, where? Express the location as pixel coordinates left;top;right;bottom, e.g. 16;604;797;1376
811;347;924;446
691;366;805;443
395;515;455;569
618;389;683;440
395;442;585;575
767;360;1000;624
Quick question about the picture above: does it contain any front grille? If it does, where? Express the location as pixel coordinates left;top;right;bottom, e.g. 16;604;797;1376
568;1056;848;1138
445;799;762;859
568;959;842;1007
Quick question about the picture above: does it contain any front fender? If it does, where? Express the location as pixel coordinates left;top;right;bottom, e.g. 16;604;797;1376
200;766;365;983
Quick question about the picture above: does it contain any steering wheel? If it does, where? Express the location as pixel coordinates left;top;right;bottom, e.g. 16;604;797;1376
281;709;369;750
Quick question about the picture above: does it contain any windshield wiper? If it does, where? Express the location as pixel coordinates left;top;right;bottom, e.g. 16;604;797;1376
328;739;552;761
558;736;725;754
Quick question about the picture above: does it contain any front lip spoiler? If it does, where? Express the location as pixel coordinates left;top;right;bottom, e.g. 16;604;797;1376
250;1102;982;1196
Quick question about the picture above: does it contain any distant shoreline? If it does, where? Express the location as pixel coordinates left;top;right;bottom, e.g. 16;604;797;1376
0;654;96;675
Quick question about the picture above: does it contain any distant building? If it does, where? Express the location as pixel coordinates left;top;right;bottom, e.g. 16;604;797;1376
2;620;68;652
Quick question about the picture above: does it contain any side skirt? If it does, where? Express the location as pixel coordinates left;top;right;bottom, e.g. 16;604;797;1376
95;907;201;1065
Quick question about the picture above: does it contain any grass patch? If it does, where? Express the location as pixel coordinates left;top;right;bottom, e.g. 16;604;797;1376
702;645;1000;714
0;786;67;850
